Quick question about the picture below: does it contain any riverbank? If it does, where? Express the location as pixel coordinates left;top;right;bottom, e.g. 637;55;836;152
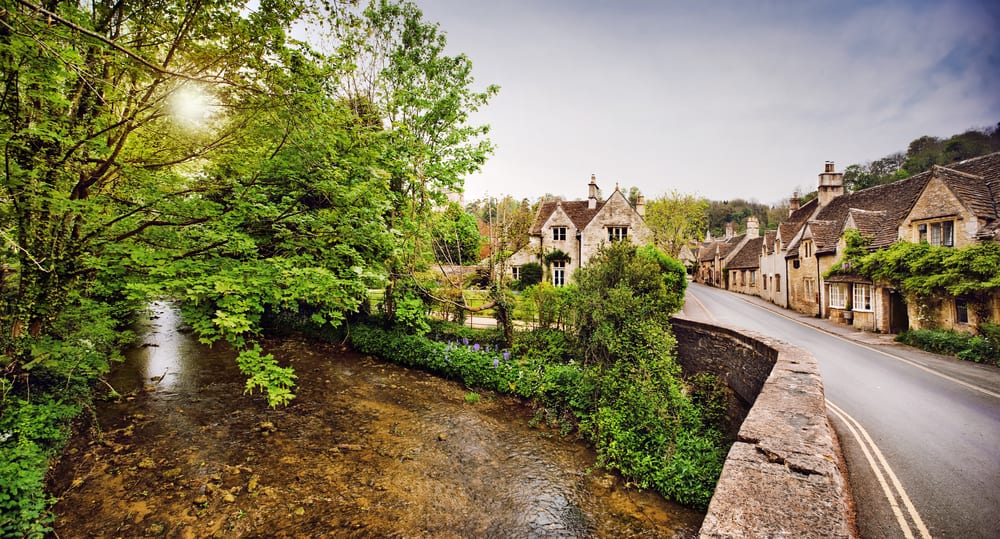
49;306;703;537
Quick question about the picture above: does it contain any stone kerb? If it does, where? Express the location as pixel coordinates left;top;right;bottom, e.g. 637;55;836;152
671;317;857;539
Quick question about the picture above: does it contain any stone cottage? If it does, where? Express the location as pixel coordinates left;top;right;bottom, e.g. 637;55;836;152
506;175;651;285
724;218;764;295
783;153;1000;333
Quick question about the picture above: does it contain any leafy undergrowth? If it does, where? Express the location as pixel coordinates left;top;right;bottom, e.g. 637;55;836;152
896;323;1000;367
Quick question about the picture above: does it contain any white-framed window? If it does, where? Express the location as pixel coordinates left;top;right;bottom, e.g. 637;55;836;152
918;220;955;247
804;278;814;298
608;227;628;242
511;266;520;281
775;277;780;292
552;260;566;286
552;227;567;241
829;283;848;309
853;284;873;312
749;270;756;286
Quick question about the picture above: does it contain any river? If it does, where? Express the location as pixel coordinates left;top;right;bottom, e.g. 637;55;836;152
50;302;704;538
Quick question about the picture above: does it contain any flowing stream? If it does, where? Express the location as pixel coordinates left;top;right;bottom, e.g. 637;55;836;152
51;302;704;537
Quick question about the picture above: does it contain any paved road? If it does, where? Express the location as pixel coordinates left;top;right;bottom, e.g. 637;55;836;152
682;282;1000;539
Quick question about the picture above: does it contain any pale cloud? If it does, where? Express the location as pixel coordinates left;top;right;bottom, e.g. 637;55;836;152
414;0;1000;204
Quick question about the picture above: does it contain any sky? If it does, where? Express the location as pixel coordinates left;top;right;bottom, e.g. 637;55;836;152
410;0;1000;206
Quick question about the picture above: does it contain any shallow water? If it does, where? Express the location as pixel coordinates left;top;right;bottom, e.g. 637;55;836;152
51;302;704;537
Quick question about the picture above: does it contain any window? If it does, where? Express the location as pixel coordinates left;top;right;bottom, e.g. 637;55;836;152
956;298;969;324
775;277;780;292
918;220;955;247
552;260;566;286
749;271;756;286
763;274;768;290
552;227;567;241
829;283;848;309
853;284;872;312
804;278;814;299
803;240;813;258
608;227;628;242
511;266;520;281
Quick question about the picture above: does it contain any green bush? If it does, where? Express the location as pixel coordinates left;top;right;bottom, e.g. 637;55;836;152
516;262;542;289
348;318;726;509
896;327;1000;366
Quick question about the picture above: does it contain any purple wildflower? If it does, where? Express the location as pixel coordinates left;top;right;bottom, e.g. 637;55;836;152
462;337;469;346
473;343;481;352
503;351;511;361
492;358;500;368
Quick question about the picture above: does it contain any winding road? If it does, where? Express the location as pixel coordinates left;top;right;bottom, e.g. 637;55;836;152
682;282;1000;539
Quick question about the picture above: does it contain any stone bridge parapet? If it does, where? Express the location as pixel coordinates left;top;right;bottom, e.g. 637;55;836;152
671;317;857;538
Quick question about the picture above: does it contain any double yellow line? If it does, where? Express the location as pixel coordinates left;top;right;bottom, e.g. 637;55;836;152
827;400;932;539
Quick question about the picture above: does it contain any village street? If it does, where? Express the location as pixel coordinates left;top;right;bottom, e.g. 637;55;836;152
682;282;1000;538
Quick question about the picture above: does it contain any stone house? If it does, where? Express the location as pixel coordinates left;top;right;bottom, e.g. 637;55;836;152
887;154;1000;331
782;153;1000;333
694;220;756;288
506;175;651;286
758;229;786;307
724;218;763;295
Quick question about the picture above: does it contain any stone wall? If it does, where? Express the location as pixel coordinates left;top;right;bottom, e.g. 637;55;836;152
671;317;857;539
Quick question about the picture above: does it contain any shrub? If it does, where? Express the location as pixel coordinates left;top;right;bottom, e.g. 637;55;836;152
516;262;542;289
896;327;1000;367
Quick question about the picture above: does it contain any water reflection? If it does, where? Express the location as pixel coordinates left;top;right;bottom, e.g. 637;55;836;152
55;302;704;538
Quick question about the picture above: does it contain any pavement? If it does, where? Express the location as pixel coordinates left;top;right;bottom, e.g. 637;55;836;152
716;290;902;347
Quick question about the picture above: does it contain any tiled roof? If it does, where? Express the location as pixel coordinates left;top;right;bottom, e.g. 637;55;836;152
785;151;1000;257
697;234;745;262
807;172;931;252
940;152;1000;239
807;220;842;254
779;197;819;251
728;236;764;269
529;200;604;234
763;230;777;254
846;208;887;241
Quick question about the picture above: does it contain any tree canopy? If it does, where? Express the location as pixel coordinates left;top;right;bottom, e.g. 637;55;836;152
0;0;496;408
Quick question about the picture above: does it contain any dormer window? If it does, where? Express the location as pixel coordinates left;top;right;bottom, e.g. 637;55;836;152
608;227;628;242
917;220;954;247
803;240;813;258
552;227;567;241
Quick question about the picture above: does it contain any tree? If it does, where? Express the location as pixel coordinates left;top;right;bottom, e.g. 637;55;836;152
327;0;498;324
843;152;908;192
0;0;318;398
431;203;482;265
644;190;708;256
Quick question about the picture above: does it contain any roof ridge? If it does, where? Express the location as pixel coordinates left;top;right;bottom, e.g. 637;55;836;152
931;164;983;181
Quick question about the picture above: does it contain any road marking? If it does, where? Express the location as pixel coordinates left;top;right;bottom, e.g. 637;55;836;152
690;286;1000;400
683;289;716;322
827;400;932;539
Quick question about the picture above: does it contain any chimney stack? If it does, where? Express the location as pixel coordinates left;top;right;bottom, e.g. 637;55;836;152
789;192;800;215
746;215;759;238
588;174;599;209
725;220;734;240
818;161;844;206
635;195;646;217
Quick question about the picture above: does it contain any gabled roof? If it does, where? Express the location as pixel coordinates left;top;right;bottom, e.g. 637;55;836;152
697;233;746;262
763;230;778;255
779;197;819;249
845;208;887;241
787;172;931;256
925;154;1000;240
529;199;604;234
785;151;1000;258
728;236;764;269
